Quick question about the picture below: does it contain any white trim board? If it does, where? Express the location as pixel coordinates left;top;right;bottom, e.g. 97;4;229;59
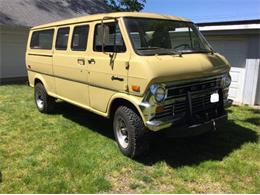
242;59;260;105
199;24;260;31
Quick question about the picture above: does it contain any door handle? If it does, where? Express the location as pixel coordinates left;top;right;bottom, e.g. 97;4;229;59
77;58;85;65
88;58;96;64
111;76;124;81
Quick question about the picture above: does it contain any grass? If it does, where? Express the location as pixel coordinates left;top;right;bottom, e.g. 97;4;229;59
0;84;259;193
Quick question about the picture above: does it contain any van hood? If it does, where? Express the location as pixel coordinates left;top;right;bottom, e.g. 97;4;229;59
134;53;230;84
128;53;230;95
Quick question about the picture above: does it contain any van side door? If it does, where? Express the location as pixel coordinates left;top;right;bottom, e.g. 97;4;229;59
26;29;55;94
87;20;130;113
53;25;90;106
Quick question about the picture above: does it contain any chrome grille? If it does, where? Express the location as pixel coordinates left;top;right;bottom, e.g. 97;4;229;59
166;77;222;100
153;76;223;120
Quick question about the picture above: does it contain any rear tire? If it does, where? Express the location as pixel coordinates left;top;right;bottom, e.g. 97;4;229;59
34;82;55;113
113;106;149;158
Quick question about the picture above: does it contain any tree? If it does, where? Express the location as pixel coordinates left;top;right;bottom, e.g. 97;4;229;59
105;0;146;12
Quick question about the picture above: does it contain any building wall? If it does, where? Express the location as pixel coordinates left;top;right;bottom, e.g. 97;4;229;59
207;36;248;68
0;26;3;81
247;34;260;105
206;35;248;103
0;26;29;84
203;31;260;105
256;67;260;105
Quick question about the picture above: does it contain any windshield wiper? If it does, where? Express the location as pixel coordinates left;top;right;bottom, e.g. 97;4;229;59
153;49;183;57
137;47;183;57
153;48;183;57
166;49;183;57
137;47;162;50
190;49;211;53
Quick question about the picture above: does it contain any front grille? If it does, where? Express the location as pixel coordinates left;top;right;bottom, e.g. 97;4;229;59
153;76;224;122
166;77;222;99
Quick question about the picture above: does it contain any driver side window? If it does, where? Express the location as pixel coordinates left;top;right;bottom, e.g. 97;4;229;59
93;22;126;53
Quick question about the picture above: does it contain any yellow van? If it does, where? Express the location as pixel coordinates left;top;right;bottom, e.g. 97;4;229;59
26;12;232;158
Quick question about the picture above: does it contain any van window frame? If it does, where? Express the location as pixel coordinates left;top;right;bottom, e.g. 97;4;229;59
71;24;90;51
93;21;127;53
55;27;70;51
30;29;54;50
123;17;212;56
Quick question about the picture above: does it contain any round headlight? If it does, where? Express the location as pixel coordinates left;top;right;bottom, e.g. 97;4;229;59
150;84;167;103
155;87;167;102
222;73;232;88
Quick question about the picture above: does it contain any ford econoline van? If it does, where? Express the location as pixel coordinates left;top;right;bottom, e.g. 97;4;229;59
26;12;232;158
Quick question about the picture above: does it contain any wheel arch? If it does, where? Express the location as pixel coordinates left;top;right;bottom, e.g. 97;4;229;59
34;78;43;86
107;94;146;123
33;74;49;91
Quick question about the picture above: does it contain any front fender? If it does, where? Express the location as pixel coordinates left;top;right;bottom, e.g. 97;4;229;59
107;93;146;123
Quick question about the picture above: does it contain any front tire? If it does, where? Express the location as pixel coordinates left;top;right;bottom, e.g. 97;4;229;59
34;82;55;113
113;106;149;158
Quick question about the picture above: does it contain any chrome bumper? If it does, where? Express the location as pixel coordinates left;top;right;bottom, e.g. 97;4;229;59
140;99;233;132
224;99;233;108
146;118;173;131
163;114;228;137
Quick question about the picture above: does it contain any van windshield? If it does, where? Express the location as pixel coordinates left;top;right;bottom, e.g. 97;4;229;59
124;17;212;56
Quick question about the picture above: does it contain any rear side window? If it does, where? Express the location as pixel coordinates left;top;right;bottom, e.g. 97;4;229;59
94;22;126;53
56;27;70;50
71;25;89;51
30;29;54;50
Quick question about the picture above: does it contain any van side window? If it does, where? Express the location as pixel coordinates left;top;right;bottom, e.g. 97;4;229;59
71;25;89;51
94;23;126;53
56;27;70;50
30;29;54;50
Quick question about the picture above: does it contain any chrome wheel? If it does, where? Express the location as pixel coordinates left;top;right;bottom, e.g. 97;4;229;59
35;91;44;110
115;116;129;148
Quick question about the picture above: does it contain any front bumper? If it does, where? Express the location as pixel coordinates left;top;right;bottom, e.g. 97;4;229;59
140;98;233;132
162;114;227;137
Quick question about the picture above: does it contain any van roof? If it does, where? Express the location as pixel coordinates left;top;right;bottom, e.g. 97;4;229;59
31;12;191;30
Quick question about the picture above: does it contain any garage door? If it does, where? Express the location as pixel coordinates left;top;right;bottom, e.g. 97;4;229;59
208;38;248;103
0;27;28;80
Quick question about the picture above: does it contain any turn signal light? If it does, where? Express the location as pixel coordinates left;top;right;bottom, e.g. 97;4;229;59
132;85;140;92
155;105;164;113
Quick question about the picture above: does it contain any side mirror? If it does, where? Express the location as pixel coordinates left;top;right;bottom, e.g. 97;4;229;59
101;16;117;53
97;25;110;51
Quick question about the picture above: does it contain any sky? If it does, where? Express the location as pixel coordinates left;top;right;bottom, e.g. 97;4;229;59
143;0;260;23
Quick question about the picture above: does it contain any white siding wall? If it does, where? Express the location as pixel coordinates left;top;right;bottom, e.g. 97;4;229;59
256;67;260;105
243;59;260;105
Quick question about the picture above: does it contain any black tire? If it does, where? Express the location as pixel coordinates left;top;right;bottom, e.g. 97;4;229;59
34;82;55;113
113;106;149;158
